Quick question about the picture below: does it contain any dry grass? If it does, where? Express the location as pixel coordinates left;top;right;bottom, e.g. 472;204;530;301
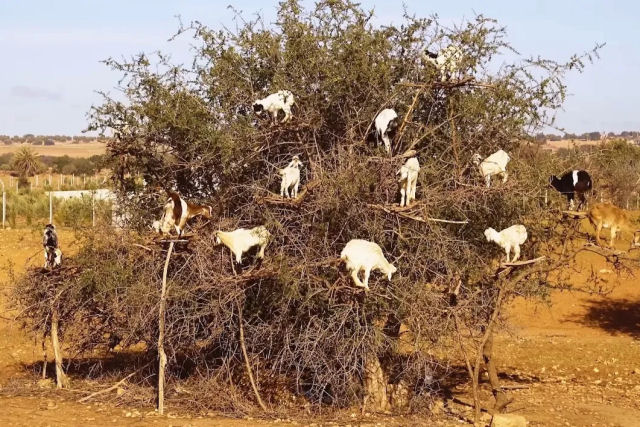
542;138;638;152
0;142;105;158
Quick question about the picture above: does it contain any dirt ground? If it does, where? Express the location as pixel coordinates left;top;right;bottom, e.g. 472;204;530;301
0;142;105;158
1;226;639;426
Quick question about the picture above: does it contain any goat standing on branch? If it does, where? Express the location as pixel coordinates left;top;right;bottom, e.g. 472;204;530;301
279;155;303;199
214;226;271;264
484;225;528;263
549;170;592;211
253;90;295;123
340;239;397;291
372;108;398;154
153;190;212;237
397;157;419;207
472;149;510;188
586;203;640;248
43;224;62;269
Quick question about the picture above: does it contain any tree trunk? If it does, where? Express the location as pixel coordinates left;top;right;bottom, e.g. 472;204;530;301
363;354;390;413
157;241;174;415
482;324;513;412
51;309;70;389
236;300;267;411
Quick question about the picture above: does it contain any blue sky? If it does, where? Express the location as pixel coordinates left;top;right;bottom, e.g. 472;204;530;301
1;1;638;135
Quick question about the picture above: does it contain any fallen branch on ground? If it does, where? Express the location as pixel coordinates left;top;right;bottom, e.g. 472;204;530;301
78;363;151;403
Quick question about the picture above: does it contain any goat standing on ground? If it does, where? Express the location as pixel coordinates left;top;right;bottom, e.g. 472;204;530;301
214;226;271;264
253;90;295;123
43;224;62;269
279;155;303;199
422;45;464;81
472;149;510;187
549;170;592;211
340;239;397;290
373;109;398;154
484;224;528;263
154;190;213;237
397;157;419;207
586;202;640;248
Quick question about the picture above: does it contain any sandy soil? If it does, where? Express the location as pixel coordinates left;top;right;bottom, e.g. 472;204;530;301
0;224;639;426
0;142;105;158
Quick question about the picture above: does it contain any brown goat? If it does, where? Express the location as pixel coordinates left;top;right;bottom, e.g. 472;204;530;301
155;190;212;237
586;203;640;248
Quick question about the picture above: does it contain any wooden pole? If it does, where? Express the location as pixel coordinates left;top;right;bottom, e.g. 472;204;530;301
92;193;95;227
157;241;175;415
49;192;53;224
51;308;70;389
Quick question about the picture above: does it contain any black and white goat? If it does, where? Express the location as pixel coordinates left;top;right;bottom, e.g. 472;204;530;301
422;45;464;81
43;224;62;269
372;108;398;154
253;90;295;123
153;190;213;237
549;170;593;211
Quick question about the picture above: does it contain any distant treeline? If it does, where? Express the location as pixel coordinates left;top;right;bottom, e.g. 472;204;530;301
535;131;640;142
0;153;107;175
0;134;109;145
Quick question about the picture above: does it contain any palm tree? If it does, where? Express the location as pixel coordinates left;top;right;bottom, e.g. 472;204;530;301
12;146;41;178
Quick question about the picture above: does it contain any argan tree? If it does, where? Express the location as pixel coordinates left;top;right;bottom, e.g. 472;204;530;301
16;0;610;419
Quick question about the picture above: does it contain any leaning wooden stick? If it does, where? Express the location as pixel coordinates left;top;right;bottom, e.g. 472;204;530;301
157;241;174;415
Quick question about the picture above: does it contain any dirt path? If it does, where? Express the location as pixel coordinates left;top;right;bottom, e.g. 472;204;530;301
486;247;640;426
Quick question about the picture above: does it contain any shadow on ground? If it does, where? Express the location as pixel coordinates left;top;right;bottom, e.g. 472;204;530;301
570;298;640;339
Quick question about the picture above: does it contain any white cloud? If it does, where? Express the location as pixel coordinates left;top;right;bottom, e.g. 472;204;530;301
10;85;62;101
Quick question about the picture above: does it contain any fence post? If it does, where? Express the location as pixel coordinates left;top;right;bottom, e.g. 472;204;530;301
49;191;53;224
0;179;5;229
92;193;96;227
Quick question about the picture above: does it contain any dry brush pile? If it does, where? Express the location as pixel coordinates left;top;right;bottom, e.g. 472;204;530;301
12;0;629;420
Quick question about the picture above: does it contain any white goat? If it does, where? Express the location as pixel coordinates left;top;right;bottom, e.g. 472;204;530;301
397;157;420;207
484;224;528;263
340;239;397;290
374;108;398;154
422;45;464;81
253;90;295;123
214;226;271;264
472;149;510;187
279;155;303;198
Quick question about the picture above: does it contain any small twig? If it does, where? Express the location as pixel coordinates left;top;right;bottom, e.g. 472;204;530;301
131;243;154;252
500;256;546;268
